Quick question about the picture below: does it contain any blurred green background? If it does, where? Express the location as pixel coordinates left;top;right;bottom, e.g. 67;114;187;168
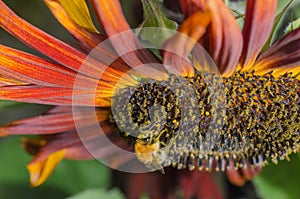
0;0;299;198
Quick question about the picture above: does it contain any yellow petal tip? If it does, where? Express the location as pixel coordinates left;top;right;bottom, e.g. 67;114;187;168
27;149;66;187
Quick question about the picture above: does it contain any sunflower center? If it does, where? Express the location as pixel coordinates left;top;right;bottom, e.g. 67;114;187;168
111;71;299;171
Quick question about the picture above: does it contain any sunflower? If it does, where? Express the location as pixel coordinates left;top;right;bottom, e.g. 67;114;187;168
0;0;299;198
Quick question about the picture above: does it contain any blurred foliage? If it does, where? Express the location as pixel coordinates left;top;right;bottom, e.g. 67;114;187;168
285;18;300;33
262;0;294;51
136;0;178;58
254;154;300;199
0;102;49;125
67;188;124;199
140;0;177;31
0;100;20;110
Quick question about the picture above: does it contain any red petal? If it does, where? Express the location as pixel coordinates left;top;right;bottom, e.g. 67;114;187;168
126;173;149;199
162;10;211;76
24;123;114;161
225;161;261;187
0;45;100;88
179;0;206;18
179;170;196;198
0;85;112;106
205;0;243;77
91;0;168;80
195;171;224;199
180;0;243;76
64;143;93;160
225;161;246;186
0;1;124;80
45;0;106;51
253;28;300;75
0;107;109;136
239;0;277;71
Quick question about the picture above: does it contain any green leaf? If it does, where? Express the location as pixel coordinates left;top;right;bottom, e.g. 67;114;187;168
0;137;68;198
254;176;288;199
228;0;246;28
262;0;294;52
0;103;50;125
284;18;300;33
66;188;124;199
0;100;21;110
136;0;178;52
140;0;177;30
254;154;300;199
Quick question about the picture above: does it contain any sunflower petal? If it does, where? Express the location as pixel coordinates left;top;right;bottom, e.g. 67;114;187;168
53;0;98;33
24;124;117;179
253;28;300;75
271;66;300;79
44;0;105;51
226;161;261;187
0;44;127;90
204;0;243;77
225;161;246;186
91;0;168;80
195;171;224;199
0;75;29;86
44;0;131;74
0;45;101;88
179;0;206;18
162;10;211;76
0;107;109;136
27;149;66;187
0;85;113;106
0;1;123;80
64;143;94;160
239;0;277;71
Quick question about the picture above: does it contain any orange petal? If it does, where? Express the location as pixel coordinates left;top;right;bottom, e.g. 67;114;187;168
44;0;105;51
0;1;124;80
225;161;246;187
0;107;108;136
27;149;66;187
0;45;101;88
253;28;300;75
0;44;130;90
205;0;243;77
0;75;29;86
0;85;113;106
226;161;261;187
91;0;168;80
162;10;211;76
271;66;300;79
44;0;133;77
239;0;277;71
241;165;262;181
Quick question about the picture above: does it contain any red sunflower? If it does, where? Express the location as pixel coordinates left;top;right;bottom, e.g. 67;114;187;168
0;0;299;198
